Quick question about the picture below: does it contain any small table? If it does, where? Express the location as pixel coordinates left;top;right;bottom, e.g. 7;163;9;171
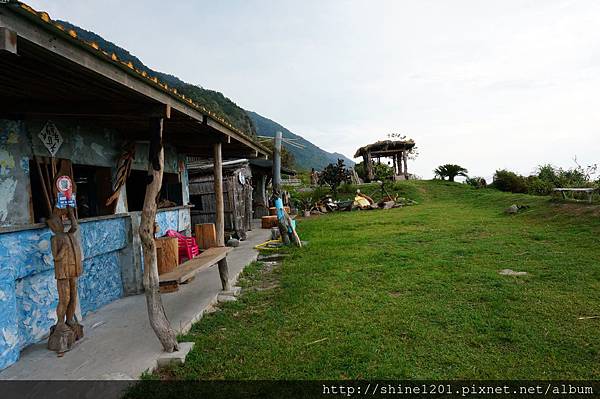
553;188;596;204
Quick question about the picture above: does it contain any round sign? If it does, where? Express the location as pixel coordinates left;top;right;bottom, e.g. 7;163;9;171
56;176;72;193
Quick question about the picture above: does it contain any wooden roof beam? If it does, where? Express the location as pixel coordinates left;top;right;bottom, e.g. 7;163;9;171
0;100;171;119
0;27;17;54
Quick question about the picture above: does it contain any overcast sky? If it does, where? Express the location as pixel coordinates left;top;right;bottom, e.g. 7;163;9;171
27;0;600;179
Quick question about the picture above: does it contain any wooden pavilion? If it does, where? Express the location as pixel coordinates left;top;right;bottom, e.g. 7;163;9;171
354;139;415;182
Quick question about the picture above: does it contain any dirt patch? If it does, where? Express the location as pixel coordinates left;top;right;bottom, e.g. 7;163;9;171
550;202;600;217
244;260;282;293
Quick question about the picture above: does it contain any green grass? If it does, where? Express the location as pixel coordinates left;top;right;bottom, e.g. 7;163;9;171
156;181;600;380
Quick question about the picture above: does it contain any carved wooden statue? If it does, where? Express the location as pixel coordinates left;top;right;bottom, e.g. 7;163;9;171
47;209;84;353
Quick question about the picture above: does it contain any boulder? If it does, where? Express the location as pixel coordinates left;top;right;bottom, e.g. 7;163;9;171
226;238;240;247
382;201;395;209
506;204;519;214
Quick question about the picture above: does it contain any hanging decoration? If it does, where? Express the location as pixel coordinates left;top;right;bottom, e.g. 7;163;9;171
38;121;63;157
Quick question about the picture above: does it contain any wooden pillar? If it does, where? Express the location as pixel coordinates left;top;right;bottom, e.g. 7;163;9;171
213;142;225;247
403;150;408;178
392;155;397;176
213;142;230;291
365;152;374;182
397;153;403;175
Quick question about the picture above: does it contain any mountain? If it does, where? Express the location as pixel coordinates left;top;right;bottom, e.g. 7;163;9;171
57;20;256;137
60;20;354;170
248;111;354;171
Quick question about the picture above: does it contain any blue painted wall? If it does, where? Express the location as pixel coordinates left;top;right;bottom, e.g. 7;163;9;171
0;216;129;370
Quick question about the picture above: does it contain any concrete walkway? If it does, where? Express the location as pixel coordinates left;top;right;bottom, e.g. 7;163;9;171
0;223;270;380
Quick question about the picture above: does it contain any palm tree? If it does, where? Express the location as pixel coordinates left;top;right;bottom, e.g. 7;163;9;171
434;164;468;182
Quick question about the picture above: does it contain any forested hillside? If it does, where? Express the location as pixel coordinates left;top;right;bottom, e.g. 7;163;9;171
58;20;256;136
248;111;354;171
60;20;354;170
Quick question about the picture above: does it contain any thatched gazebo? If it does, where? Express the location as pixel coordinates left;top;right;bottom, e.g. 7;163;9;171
354;139;416;181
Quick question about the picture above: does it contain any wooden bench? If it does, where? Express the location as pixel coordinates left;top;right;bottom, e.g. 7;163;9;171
159;246;233;293
553;188;597;204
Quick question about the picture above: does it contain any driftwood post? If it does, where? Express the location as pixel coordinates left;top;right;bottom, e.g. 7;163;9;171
272;131;301;246
140;117;178;352
213;142;231;291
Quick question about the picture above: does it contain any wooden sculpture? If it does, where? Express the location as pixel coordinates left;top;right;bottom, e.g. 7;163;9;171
47;209;84;353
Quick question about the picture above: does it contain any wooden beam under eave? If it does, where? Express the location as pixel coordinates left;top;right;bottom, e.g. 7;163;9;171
0;27;17;54
0;100;171;119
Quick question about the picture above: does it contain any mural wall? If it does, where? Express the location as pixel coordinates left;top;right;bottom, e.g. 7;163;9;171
0;119;192;371
0;216;130;370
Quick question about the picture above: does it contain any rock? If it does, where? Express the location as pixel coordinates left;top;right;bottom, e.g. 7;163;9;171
226;238;240;247
156;342;195;368
506;204;519;214
221;286;242;297
270;227;281;240
217;294;237;303
382;201;395;209
498;269;528;276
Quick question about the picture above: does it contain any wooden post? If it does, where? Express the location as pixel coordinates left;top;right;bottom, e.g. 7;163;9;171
397;153;403;176
140;118;178;353
213;142;230;291
365;151;374;182
392;155;397;177
403;150;408;178
214;142;225;246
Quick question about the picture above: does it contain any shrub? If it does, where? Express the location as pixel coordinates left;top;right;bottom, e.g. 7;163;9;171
354;161;394;182
318;159;352;198
526;176;554;196
492;170;529;193
465;176;487;189
536;164;561;187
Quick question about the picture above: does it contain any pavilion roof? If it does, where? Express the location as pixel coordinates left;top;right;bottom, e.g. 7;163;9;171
354;140;415;158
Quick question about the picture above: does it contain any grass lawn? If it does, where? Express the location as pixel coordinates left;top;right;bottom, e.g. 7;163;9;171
155;181;600;380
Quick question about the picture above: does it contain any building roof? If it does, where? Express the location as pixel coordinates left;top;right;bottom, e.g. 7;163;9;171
2;1;270;157
354;140;416;158
187;158;249;174
249;158;296;176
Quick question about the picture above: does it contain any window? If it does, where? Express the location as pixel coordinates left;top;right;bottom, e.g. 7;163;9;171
29;159;114;222
126;170;183;212
160;173;183;208
72;164;114;218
